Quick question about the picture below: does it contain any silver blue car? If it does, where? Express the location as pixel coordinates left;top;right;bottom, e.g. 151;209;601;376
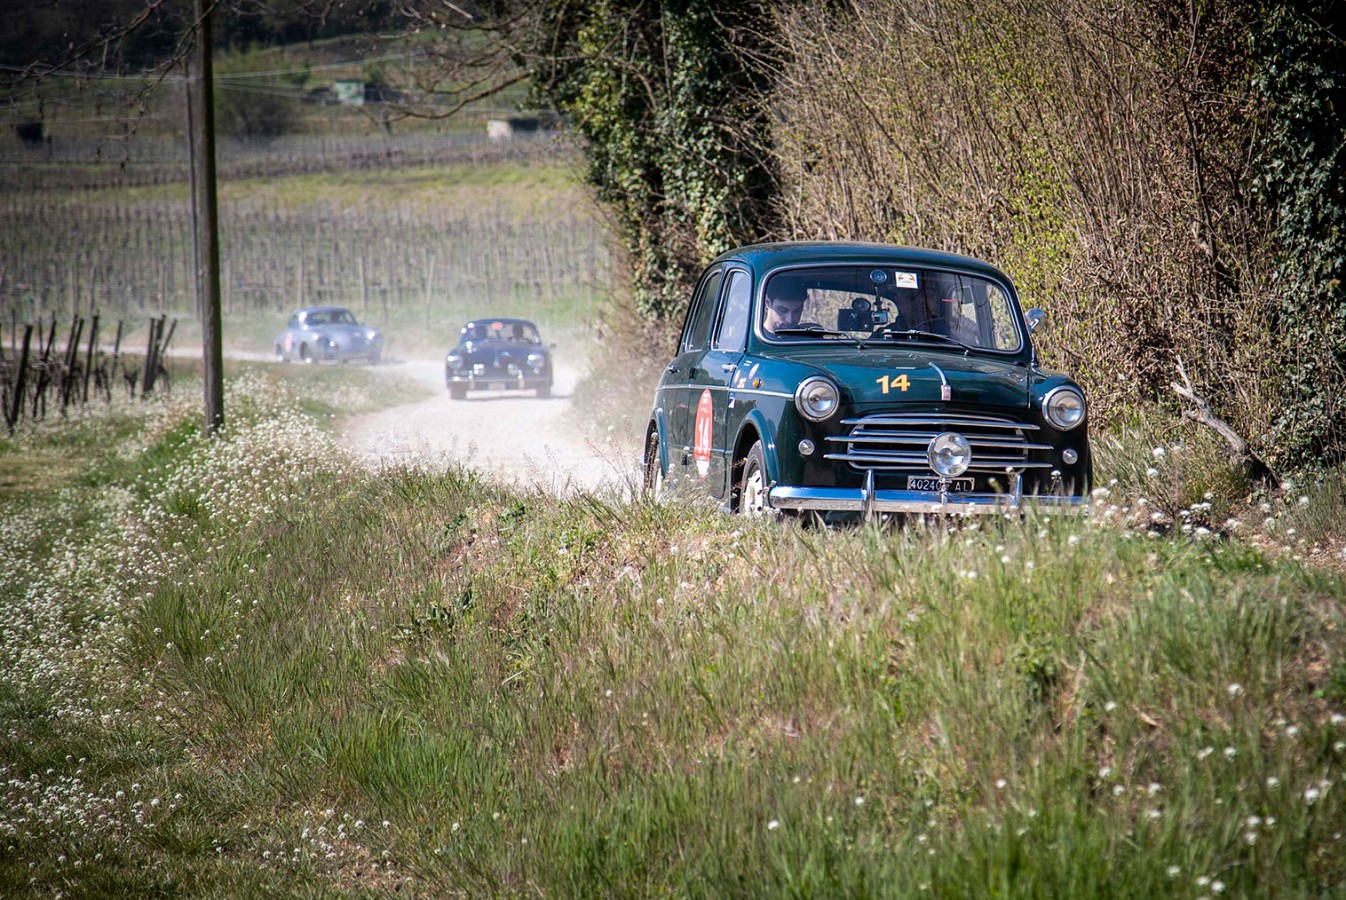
274;306;383;364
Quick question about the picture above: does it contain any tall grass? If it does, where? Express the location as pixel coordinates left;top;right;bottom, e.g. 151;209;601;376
1;366;1344;896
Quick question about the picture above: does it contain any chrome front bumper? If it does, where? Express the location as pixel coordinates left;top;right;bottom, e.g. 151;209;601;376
449;375;550;389
767;471;1087;516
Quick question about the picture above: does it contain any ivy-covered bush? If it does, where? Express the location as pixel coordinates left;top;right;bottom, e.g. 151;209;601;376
524;0;779;321
1251;0;1346;464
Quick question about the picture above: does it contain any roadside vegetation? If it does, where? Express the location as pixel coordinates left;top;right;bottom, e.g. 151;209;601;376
2;367;1344;896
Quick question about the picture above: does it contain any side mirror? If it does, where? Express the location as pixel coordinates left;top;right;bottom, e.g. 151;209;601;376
1025;308;1047;333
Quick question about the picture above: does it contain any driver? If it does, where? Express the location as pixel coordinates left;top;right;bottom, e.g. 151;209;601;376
763;277;806;334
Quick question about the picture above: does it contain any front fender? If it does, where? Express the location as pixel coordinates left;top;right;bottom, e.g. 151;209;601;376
736;407;779;485
645;410;672;474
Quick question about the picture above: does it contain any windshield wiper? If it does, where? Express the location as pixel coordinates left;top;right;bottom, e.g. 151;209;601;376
773;324;860;343
868;326;973;353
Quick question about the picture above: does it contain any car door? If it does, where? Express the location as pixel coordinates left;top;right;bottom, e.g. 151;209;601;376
665;267;724;483
690;266;751;498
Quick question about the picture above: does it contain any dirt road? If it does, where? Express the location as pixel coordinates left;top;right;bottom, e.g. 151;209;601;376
338;355;638;497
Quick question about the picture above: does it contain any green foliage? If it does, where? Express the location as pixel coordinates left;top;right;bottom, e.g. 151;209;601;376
1251;0;1346;463
524;0;779;320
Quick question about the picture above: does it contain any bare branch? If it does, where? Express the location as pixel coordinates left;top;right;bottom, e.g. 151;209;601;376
1171;356;1279;488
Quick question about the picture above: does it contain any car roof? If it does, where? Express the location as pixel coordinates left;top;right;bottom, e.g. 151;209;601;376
709;241;1014;285
461;317;539;329
298;305;354;315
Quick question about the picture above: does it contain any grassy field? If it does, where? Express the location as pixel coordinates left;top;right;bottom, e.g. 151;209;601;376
2;364;1344;897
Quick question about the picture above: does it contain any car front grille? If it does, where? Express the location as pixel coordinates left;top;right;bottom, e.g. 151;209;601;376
823;412;1055;473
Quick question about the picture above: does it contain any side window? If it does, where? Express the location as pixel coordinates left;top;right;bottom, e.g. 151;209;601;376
712;270;751;351
681;268;724;352
987;284;1020;351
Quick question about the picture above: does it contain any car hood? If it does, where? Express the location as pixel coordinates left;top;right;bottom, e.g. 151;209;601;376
762;345;1031;409
322;323;377;338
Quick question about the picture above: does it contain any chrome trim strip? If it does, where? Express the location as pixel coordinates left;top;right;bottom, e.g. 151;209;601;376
968;439;1053;450
823;434;1050;451
768;484;1086;515
928;361;948;390
838;415;1037;430
822;452;1055;469
656;383;793;400
862;469;876;520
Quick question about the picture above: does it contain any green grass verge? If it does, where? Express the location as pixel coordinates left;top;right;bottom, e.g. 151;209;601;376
1;373;1344;897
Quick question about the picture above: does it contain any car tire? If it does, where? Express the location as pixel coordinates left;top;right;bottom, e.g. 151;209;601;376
300;344;314;364
536;382;551;399
369;349;381;364
275;345;288;363
737;440;771;516
449;383;467;400
642;429;666;501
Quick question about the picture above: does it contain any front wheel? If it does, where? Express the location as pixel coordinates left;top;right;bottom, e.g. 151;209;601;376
737;440;771;516
275;345;288;363
536;382;551;399
448;383;467;400
642;429;666;500
300;344;314;364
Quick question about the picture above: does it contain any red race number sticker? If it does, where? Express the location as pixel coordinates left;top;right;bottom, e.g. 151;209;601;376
693;389;713;478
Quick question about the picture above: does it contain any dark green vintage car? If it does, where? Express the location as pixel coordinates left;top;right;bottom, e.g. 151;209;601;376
642;242;1091;518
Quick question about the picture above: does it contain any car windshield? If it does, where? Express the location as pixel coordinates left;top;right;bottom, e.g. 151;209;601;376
463;321;540;343
761;265;1023;353
307;309;357;327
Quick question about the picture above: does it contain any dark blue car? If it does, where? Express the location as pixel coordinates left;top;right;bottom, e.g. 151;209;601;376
444;318;553;399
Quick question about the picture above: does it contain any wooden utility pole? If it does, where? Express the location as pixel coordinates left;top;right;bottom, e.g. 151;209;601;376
193;0;224;436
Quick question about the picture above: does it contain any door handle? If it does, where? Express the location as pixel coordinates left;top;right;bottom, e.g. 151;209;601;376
666;364;679;375
721;363;736;373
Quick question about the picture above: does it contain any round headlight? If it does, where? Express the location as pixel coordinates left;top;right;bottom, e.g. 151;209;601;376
794;377;840;422
527;351;546;368
446;352;464;368
928;432;972;477
1043;386;1086;430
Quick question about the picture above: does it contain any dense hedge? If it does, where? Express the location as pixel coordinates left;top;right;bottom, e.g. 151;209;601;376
1251;0;1346;462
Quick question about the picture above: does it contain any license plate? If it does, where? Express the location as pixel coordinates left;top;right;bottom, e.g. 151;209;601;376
489;382;506;390
907;476;975;493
